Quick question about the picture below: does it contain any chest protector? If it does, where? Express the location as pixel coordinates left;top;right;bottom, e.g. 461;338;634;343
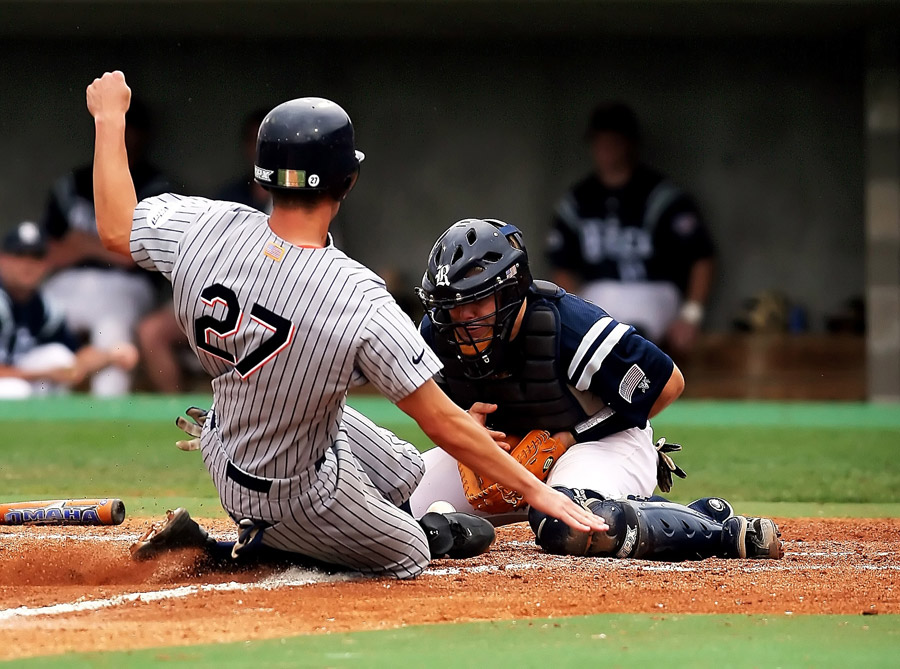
437;284;587;435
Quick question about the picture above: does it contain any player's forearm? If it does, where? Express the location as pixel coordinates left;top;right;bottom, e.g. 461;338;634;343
434;413;544;497
92;116;136;257
0;364;29;380
682;258;714;314
399;382;544;498
73;346;112;378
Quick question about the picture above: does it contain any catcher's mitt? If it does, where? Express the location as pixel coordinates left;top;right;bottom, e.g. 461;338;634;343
459;430;569;514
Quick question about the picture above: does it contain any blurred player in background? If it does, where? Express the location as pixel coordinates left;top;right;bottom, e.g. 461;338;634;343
41;98;169;395
135;109;271;393
0;221;138;399
546;102;715;357
214;108;274;213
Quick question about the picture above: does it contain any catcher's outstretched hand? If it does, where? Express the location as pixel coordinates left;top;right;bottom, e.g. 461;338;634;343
466;402;508;450
525;485;609;533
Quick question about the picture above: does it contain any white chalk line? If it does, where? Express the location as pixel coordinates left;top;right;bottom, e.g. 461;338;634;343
0;567;358;623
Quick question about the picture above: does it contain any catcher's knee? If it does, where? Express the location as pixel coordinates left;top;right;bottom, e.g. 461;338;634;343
528;487;636;557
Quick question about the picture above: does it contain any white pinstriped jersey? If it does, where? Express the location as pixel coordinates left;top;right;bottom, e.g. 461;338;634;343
131;193;442;480
131;193;450;578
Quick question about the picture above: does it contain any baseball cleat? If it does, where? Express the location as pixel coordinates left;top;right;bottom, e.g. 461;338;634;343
130;508;213;561
420;511;496;559
722;516;783;559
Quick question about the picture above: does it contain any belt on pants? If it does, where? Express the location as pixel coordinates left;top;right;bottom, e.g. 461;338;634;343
225;454;327;494
226;461;273;493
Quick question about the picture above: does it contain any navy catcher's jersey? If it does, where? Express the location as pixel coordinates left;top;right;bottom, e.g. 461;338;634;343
420;284;673;434
0;286;78;366
546;165;714;293
130;193;442;479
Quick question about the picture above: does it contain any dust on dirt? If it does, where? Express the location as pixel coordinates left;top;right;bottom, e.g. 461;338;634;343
0;518;897;660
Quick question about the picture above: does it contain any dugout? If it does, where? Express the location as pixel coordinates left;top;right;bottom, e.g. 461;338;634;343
0;0;897;400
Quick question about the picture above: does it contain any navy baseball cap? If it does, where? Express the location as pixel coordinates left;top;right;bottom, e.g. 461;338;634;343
585;102;641;142
2;221;47;258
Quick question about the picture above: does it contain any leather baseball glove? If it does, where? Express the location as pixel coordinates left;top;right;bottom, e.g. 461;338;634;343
458;430;570;514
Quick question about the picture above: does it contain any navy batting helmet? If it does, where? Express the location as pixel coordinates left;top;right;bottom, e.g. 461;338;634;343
416;218;532;378
253;97;365;200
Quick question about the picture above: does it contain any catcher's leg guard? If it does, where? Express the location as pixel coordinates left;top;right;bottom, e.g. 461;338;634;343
531;489;768;561
687;497;735;523
419;511;496;559
529;487;626;556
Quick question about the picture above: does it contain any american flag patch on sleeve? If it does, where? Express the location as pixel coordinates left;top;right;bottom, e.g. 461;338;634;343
619;364;647;403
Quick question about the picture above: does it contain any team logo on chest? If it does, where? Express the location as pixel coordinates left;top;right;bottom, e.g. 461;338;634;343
435;265;450;287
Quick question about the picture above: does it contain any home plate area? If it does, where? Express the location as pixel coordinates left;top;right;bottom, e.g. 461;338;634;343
0;518;897;660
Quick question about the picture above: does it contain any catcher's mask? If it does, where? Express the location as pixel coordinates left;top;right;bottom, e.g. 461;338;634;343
417;218;532;379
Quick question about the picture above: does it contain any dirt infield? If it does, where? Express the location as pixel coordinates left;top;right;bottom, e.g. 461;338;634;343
0;518;897;661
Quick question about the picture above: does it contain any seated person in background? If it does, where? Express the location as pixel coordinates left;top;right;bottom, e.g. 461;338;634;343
137;108;270;392
546;102;715;358
0;222;138;399
411;218;781;561
215;108;274;212
42;98;169;396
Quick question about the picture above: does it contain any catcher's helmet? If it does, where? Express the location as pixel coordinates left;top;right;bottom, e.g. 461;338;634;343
253;97;365;200
417;218;532;378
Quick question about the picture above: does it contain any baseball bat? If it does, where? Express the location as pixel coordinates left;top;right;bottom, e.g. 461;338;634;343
0;498;126;526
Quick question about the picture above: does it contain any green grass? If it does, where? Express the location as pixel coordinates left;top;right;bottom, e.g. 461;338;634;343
11;614;899;668
2;396;897;517
3;395;900;666
1;421;219;512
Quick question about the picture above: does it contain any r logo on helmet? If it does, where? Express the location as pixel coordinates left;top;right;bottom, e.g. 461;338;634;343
435;265;450;287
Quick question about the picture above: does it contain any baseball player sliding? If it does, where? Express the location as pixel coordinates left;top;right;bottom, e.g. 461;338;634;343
86;71;605;578
410;218;782;561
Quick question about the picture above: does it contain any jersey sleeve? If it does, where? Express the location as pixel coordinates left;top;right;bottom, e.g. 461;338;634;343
37;297;79;351
130;193;215;281
41;188;70;240
545;191;584;271
658;195;715;262
560;295;674;427
356;300;443;403
418;314;452;393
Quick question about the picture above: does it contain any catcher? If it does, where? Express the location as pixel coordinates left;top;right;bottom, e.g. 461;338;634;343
409;218;783;561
